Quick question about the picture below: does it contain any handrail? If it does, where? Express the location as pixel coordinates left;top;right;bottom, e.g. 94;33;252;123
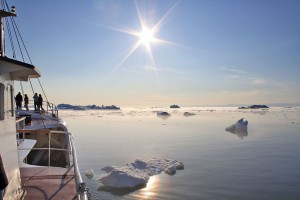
18;100;59;119
16;116;26;123
17;130;88;200
17;129;50;134
69;134;88;200
16;117;26;130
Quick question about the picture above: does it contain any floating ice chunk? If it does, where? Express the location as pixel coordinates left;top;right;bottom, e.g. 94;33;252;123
99;166;149;188
225;118;248;132
99;158;184;188
156;111;171;120
227;118;248;131
183;112;196;117
157;111;170;116
85;169;94;179
225;118;248;138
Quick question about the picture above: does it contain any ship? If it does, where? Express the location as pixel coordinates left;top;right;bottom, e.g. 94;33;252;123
0;2;88;200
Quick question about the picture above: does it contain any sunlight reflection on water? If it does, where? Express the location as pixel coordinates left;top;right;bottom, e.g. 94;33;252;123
133;176;160;200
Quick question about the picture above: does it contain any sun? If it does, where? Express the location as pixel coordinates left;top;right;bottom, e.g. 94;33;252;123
139;26;155;47
106;1;181;76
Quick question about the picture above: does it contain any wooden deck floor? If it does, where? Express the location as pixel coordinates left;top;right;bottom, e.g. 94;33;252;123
20;166;77;200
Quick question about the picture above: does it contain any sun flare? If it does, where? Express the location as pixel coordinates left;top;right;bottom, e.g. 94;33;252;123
106;1;180;77
139;26;155;46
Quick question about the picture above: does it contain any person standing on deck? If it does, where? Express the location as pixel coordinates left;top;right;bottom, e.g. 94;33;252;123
24;94;29;110
15;92;23;109
0;154;8;200
33;93;38;111
38;94;44;112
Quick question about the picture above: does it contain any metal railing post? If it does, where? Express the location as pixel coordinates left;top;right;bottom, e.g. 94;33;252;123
48;132;51;168
69;134;88;200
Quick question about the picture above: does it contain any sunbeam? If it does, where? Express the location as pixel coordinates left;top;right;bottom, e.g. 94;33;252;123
108;40;142;77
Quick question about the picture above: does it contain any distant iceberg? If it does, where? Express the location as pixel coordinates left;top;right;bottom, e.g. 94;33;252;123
183;112;196;117
156;111;171;119
170;104;180;108
99;158;184;188
238;105;269;109
157;111;170;116
57;103;120;110
73;106;86;110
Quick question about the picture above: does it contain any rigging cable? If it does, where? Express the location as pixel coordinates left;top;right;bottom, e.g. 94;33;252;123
28;79;35;96
8;14;25;61
4;13;16;58
10;16;31;63
8;9;51;107
2;2;25;96
4;0;50;107
2;0;25;96
3;0;47;130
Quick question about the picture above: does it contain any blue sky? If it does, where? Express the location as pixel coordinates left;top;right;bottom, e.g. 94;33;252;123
9;0;300;106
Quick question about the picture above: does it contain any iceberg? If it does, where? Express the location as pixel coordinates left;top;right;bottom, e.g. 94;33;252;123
170;104;180;108
225;118;248;138
238;105;269;109
99;158;184;188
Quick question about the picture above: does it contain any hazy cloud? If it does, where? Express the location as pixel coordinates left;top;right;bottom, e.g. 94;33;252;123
249;78;266;85
220;66;267;85
144;65;184;74
220;66;247;74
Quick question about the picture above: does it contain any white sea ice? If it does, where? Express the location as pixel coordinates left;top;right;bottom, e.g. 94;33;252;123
99;158;184;188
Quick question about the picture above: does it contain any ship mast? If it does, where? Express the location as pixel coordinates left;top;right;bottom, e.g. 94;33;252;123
0;5;16;57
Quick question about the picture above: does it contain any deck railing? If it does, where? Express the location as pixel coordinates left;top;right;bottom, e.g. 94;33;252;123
15;100;60;126
16;116;26;130
16;130;88;200
17;100;59;118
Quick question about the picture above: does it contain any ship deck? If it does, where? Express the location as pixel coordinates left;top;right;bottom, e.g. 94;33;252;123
20;166;77;200
16;109;66;131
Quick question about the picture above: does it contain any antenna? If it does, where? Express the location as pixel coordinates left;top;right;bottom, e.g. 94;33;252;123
0;6;17;56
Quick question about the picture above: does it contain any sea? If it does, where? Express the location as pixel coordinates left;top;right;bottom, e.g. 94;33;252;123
59;106;300;200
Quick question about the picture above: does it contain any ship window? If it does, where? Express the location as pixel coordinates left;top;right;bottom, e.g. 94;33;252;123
7;85;14;117
0;83;4;120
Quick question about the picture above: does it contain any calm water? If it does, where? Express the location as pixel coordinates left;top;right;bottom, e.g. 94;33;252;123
60;107;300;200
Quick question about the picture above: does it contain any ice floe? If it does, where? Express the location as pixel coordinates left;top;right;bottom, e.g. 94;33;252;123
99;158;184;188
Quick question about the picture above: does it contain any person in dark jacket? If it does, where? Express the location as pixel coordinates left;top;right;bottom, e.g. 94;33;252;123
0;154;8;200
33;93;38;111
24;94;29;110
15;92;23;109
38;94;44;112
